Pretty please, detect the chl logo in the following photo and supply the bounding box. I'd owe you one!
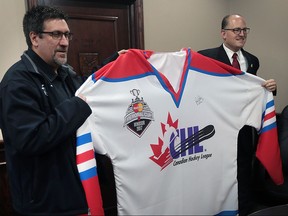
[149,113,215,170]
[124,89,154,137]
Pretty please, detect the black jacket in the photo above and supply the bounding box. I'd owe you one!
[278,105,288,175]
[0,49,92,215]
[198,44,259,75]
[198,45,277,96]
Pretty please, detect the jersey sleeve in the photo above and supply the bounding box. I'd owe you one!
[76,118,104,216]
[256,93,284,185]
[236,73,284,185]
[76,77,105,215]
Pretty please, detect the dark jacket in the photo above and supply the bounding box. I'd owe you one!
[0,49,92,215]
[198,44,277,96]
[198,44,259,75]
[278,105,288,175]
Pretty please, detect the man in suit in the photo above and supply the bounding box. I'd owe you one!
[198,14,277,216]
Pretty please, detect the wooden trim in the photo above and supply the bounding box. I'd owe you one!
[27,0,38,8]
[133,0,144,49]
[26,0,144,49]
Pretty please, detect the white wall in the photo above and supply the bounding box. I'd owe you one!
[143,0,288,112]
[0,1,26,76]
[0,0,287,113]
[143,0,228,51]
[228,0,288,113]
[0,0,26,140]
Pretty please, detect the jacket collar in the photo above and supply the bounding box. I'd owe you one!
[21,49,62,83]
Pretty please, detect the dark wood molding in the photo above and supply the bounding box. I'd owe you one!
[26,0,38,8]
[26,0,144,49]
[28,0,137,7]
[131,0,144,48]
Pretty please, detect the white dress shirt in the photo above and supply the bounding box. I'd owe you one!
[223,43,248,71]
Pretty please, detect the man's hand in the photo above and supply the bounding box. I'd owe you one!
[262,79,277,92]
[118,49,128,55]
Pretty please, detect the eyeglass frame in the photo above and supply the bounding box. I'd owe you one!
[39,31,73,41]
[223,27,250,35]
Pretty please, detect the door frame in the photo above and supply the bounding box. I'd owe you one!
[26,0,144,49]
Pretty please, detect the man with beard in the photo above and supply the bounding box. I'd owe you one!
[0,6,97,215]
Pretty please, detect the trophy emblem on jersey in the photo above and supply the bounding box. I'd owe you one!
[124,89,154,137]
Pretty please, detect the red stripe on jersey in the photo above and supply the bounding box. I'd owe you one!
[82,176,104,215]
[77,149,95,164]
[264,111,275,121]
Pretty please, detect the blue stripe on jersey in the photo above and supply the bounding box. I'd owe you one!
[261,121,277,133]
[92,73,97,83]
[266,99,274,109]
[79,167,97,181]
[77,133,92,146]
[215,210,238,216]
[101,72,154,82]
[91,66,187,107]
[259,99,276,134]
[261,99,275,121]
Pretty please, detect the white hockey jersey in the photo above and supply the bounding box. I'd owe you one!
[76,48,283,216]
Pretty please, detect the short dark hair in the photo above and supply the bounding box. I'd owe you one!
[23,5,68,48]
[221,15,230,29]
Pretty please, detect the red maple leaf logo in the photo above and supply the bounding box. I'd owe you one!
[149,113,178,170]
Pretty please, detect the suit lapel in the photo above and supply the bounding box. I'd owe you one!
[241,49,253,73]
[219,46,255,74]
[218,45,232,66]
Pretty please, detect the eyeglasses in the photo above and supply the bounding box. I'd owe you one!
[40,31,73,40]
[223,28,250,35]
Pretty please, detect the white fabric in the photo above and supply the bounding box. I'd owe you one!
[76,48,279,215]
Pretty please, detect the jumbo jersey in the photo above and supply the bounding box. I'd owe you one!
[76,48,283,216]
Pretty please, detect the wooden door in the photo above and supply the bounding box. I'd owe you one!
[27,0,144,76]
